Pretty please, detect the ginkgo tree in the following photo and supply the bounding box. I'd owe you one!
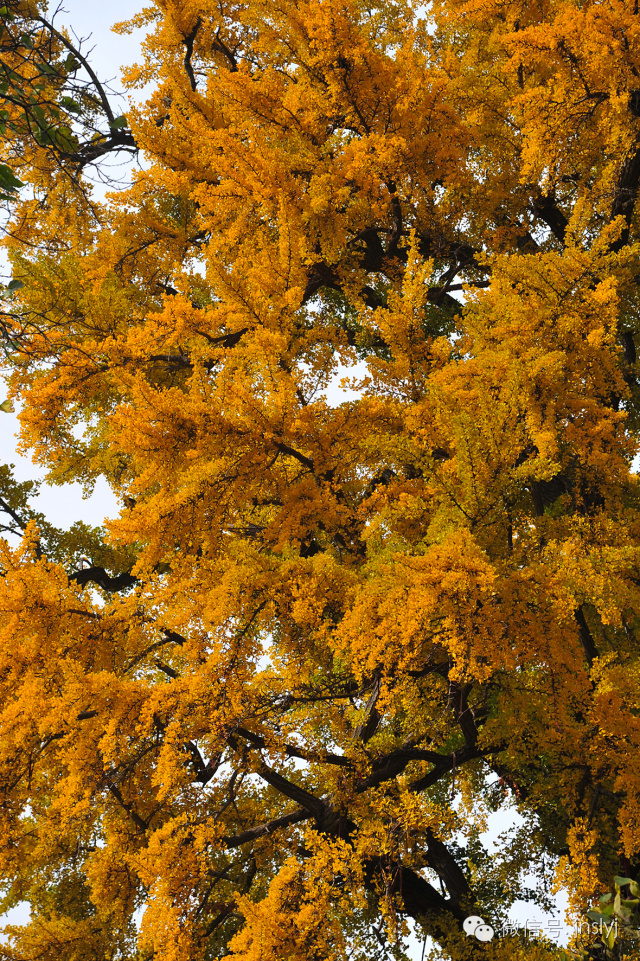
[1,0,640,958]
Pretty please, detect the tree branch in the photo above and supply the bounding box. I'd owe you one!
[275,442,315,472]
[183,18,201,92]
[575,606,599,666]
[106,783,148,832]
[234,726,352,767]
[69,565,138,592]
[0,495,26,531]
[255,761,328,819]
[611,136,640,251]
[530,191,568,243]
[223,808,311,848]
[36,14,116,122]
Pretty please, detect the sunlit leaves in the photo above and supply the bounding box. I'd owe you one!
[1,1,640,960]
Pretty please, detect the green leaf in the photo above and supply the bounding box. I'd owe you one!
[614,877,635,887]
[0,399,15,413]
[7,279,24,291]
[39,62,59,77]
[0,163,23,192]
[31,104,48,127]
[599,893,613,904]
[52,126,79,153]
[586,910,611,923]
[109,115,128,130]
[60,96,82,115]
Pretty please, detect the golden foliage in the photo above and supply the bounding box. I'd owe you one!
[2,0,640,958]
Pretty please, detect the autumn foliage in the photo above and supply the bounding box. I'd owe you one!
[2,0,640,958]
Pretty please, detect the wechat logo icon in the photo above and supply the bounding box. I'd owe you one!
[463,916,494,942]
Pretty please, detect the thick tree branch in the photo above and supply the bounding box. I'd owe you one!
[69,565,138,592]
[275,442,315,472]
[424,829,470,905]
[395,863,466,921]
[531,191,568,243]
[106,783,148,832]
[223,808,311,848]
[611,136,640,251]
[234,726,352,767]
[408,744,491,794]
[212,29,238,73]
[575,606,599,666]
[255,762,328,819]
[183,19,201,92]
[302,262,341,303]
[352,673,381,743]
[0,495,26,531]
